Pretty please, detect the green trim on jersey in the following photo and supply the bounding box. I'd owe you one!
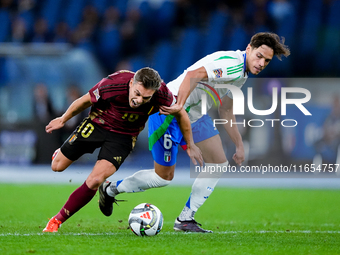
[227,63,243,75]
[230,75,241,81]
[214,56,237,61]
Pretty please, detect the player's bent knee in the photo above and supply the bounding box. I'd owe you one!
[51,158,72,172]
[51,148,73,172]
[51,161,67,172]
[86,175,105,189]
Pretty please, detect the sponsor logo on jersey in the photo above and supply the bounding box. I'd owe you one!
[164,151,171,162]
[213,68,223,78]
[93,88,100,101]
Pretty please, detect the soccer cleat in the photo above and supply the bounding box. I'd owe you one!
[99,180,125,216]
[173,217,213,233]
[43,217,62,233]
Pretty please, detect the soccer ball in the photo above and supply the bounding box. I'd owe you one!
[128,203,163,236]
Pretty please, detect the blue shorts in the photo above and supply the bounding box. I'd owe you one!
[148,113,219,166]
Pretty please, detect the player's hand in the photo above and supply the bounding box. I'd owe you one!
[159,104,182,116]
[232,147,245,166]
[187,144,203,166]
[45,117,65,133]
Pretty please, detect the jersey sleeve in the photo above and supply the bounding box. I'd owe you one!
[154,82,176,107]
[88,79,105,104]
[88,71,133,103]
[203,54,245,99]
[203,55,244,83]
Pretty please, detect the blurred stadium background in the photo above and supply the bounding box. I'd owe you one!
[0,0,340,173]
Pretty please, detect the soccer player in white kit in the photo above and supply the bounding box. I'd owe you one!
[99,32,290,232]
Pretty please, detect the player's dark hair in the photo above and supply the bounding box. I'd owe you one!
[250,32,291,60]
[134,67,162,90]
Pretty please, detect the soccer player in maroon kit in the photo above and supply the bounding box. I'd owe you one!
[42,67,203,232]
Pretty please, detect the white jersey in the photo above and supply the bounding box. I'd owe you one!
[167,50,248,123]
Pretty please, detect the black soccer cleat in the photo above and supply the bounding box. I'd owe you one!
[99,180,125,216]
[173,217,213,233]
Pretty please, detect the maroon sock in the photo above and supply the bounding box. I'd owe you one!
[55,181,97,223]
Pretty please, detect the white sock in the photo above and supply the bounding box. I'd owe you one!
[109,169,170,195]
[178,206,195,221]
[179,162,227,220]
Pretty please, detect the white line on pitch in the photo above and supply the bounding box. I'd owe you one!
[1,230,340,237]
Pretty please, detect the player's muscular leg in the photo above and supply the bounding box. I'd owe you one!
[195,134,227,163]
[154,161,175,181]
[51,149,74,172]
[86,159,117,190]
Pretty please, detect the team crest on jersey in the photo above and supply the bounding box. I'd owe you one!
[164,151,171,162]
[213,68,223,78]
[93,88,100,101]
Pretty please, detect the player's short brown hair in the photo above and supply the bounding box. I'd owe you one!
[250,32,290,60]
[134,67,162,90]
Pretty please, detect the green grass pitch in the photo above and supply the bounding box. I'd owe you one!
[1,183,340,255]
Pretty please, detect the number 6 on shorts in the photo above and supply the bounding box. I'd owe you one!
[163,134,172,149]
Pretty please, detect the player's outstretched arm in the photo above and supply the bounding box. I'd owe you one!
[218,96,245,166]
[45,93,93,133]
[173,108,203,166]
[159,66,208,115]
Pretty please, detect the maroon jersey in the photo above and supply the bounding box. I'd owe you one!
[88,70,175,136]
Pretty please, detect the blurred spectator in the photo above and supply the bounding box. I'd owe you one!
[82,5,99,25]
[59,84,88,141]
[10,16,28,43]
[97,6,121,72]
[17,0,35,36]
[68,4,100,52]
[174,0,201,28]
[0,57,7,84]
[70,21,96,52]
[252,9,271,32]
[268,0,294,26]
[0,0,15,9]
[0,9,10,42]
[323,96,340,145]
[31,17,49,43]
[314,95,340,163]
[52,22,70,43]
[0,0,340,79]
[33,83,56,124]
[32,82,59,163]
[245,0,271,29]
[128,0,169,9]
[120,7,143,57]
